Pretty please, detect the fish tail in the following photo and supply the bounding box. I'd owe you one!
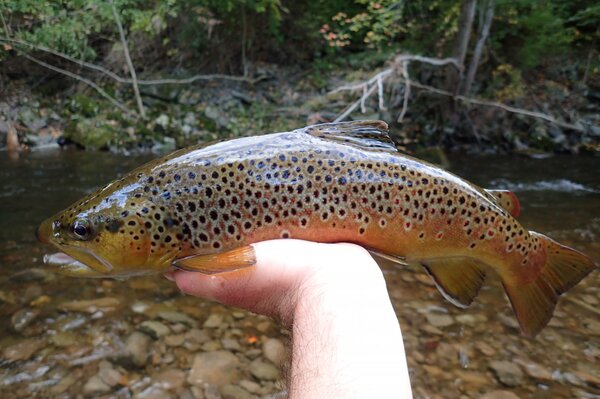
[503,231,597,337]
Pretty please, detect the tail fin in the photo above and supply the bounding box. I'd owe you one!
[503,232,597,337]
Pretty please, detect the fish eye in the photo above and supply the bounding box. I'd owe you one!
[72,219,92,240]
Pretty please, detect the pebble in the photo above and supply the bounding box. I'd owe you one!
[584,319,600,335]
[572,370,600,388]
[158,310,197,326]
[59,297,121,313]
[425,313,454,328]
[83,375,111,395]
[51,331,80,347]
[2,338,45,361]
[262,338,287,366]
[186,328,210,344]
[204,314,224,328]
[134,386,173,399]
[497,314,520,330]
[513,359,553,381]
[481,390,521,399]
[165,334,185,347]
[202,340,223,351]
[11,307,40,332]
[489,361,524,387]
[98,360,124,387]
[153,369,186,390]
[475,342,497,356]
[204,384,222,399]
[221,384,256,399]
[140,320,171,338]
[238,380,261,394]
[249,359,280,381]
[124,331,151,367]
[222,338,242,351]
[188,350,240,386]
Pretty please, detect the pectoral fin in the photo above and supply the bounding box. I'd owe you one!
[420,257,486,308]
[173,246,256,274]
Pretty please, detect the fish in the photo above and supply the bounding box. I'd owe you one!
[37,120,597,336]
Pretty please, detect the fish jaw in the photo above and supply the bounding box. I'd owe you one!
[43,252,107,277]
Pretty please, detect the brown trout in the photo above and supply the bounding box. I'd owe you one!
[38,121,597,336]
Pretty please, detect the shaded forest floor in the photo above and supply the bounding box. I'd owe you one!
[1,54,599,156]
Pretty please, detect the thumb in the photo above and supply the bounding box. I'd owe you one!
[169,239,377,324]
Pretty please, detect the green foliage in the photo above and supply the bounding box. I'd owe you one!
[492,0,575,69]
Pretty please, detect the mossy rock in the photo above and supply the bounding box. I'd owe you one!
[69,95,101,117]
[64,117,122,150]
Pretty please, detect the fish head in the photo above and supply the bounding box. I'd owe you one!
[37,180,178,277]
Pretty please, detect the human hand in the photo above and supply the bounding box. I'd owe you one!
[167,239,413,399]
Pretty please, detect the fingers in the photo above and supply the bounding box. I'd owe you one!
[170,239,378,323]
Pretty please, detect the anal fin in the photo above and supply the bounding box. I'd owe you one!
[420,257,486,308]
[173,246,256,274]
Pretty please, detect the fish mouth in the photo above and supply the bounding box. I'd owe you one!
[43,252,107,277]
[42,244,114,275]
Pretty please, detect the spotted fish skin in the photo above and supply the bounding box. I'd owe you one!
[38,121,597,336]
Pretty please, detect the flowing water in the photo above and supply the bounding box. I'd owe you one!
[0,149,598,398]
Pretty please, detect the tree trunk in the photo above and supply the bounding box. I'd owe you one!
[447,0,477,93]
[462,0,495,96]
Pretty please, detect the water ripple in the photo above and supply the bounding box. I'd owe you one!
[490,178,599,193]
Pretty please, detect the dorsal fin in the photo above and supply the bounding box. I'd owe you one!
[303,120,397,152]
[485,189,521,217]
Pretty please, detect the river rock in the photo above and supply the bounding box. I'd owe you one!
[262,338,287,366]
[2,338,45,361]
[165,334,185,347]
[188,350,240,386]
[59,297,121,313]
[425,313,454,328]
[158,310,197,327]
[481,390,521,399]
[204,384,222,399]
[98,360,124,387]
[134,386,173,399]
[513,359,553,381]
[153,369,186,390]
[83,375,111,395]
[238,380,261,394]
[249,359,279,381]
[51,331,79,347]
[221,384,256,399]
[11,307,40,332]
[489,361,524,387]
[140,320,171,338]
[204,313,224,328]
[222,338,241,351]
[124,331,151,367]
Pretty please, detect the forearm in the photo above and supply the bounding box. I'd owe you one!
[288,255,413,399]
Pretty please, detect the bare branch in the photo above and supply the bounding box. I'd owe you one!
[20,53,137,118]
[331,53,589,132]
[377,75,386,111]
[397,61,410,122]
[393,54,461,70]
[110,0,145,118]
[401,76,587,132]
[334,84,378,122]
[0,36,256,86]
